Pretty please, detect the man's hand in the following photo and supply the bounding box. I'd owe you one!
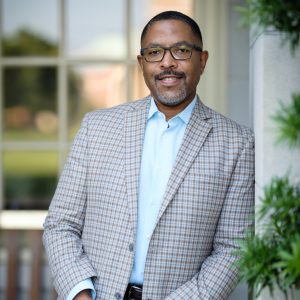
[73,289,93,300]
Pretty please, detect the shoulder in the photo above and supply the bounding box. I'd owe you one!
[200,102,254,147]
[83,97,150,127]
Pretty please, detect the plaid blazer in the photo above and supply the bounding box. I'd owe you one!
[43,96,254,300]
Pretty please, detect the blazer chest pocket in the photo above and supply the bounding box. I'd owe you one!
[177,172,231,218]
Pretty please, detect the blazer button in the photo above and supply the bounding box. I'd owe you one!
[114,292,122,299]
[129,243,134,252]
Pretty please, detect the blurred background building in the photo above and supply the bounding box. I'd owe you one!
[0,0,251,299]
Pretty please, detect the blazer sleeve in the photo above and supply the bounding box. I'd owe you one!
[165,132,255,300]
[43,114,97,300]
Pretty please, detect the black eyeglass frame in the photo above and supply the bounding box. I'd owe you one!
[140,43,203,62]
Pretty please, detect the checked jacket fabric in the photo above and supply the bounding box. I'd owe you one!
[43,96,254,300]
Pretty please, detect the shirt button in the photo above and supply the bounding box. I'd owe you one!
[129,243,134,252]
[114,292,122,299]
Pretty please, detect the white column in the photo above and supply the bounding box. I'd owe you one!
[252,31,300,186]
[251,30,300,299]
[194,0,229,115]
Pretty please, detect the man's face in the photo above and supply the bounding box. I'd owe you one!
[138,19,208,108]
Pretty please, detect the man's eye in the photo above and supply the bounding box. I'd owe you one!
[177,47,191,53]
[147,48,163,56]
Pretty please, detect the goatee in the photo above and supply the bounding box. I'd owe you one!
[154,70,187,106]
[155,89,187,106]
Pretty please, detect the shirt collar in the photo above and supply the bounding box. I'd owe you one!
[148,96,197,124]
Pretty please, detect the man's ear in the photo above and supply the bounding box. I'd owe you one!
[200,50,209,74]
[137,55,144,71]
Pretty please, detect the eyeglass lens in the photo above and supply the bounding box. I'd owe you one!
[144,45,193,62]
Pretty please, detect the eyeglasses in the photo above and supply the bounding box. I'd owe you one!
[140,43,202,62]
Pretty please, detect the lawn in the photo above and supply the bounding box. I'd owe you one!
[4,151,59,176]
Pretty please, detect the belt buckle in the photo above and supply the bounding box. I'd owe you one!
[128,285,142,299]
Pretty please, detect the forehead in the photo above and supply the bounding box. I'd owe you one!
[142,19,198,47]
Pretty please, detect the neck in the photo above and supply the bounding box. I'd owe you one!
[153,95,195,120]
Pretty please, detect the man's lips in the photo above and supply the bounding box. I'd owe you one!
[160,76,180,85]
[155,71,185,86]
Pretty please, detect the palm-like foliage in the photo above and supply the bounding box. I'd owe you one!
[236,0,300,53]
[273,94,300,147]
[236,177,300,298]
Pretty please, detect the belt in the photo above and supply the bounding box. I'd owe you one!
[124,284,143,300]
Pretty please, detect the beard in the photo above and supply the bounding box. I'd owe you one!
[152,70,187,106]
[154,87,187,106]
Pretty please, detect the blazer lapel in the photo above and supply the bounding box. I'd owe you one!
[124,97,150,235]
[156,99,213,223]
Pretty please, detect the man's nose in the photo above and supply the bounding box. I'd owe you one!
[160,49,177,69]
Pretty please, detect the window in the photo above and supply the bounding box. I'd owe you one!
[0,0,193,216]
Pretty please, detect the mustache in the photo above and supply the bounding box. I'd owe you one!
[154,70,186,80]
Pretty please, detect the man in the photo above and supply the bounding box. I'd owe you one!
[43,11,254,300]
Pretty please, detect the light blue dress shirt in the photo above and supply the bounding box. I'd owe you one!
[67,97,196,299]
[129,97,196,284]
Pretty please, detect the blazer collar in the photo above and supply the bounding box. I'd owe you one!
[124,96,151,234]
[156,97,213,225]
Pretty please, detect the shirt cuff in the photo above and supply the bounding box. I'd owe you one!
[66,278,96,300]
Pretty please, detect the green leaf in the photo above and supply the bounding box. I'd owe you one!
[273,93,300,147]
[235,0,300,53]
[236,176,300,295]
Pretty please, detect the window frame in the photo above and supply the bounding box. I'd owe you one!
[0,0,134,228]
[0,0,197,229]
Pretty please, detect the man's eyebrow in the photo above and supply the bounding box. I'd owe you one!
[145,43,163,48]
[172,41,194,47]
[144,41,193,48]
